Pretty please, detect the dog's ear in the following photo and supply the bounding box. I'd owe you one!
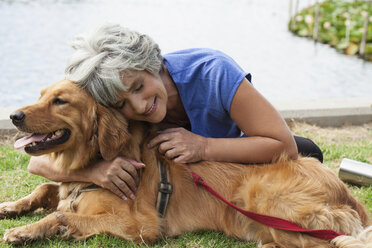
[97,105,130,161]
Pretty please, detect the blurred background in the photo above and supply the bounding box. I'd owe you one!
[1,0,371,108]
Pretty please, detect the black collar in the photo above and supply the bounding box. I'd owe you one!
[69,162,173,217]
[69,184,101,211]
[156,161,173,218]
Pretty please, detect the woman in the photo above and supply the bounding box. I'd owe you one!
[28,24,323,201]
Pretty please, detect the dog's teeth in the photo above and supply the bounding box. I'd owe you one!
[55,130,61,136]
[47,138,51,141]
[32,142,36,146]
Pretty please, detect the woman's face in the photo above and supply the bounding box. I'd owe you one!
[115,70,168,123]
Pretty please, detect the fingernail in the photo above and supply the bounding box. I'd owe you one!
[122,196,128,200]
[130,194,135,200]
[135,162,145,167]
[128,159,146,167]
[147,143,151,149]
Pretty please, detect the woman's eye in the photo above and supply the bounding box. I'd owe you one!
[134,83,143,92]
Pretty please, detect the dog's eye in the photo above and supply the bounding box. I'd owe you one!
[52,98,68,105]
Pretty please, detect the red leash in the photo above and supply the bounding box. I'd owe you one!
[187,168,345,241]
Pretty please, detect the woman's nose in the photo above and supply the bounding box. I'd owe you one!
[129,96,147,114]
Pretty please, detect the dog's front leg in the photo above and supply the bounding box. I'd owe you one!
[0,183,59,219]
[50,211,160,244]
[259,242,281,248]
[4,210,160,245]
[3,211,65,245]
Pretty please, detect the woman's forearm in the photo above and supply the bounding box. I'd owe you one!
[27,156,92,183]
[28,156,145,200]
[204,136,298,164]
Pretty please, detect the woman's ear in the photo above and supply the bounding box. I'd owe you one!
[97,105,130,161]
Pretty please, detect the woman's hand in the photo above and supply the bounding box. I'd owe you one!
[147,127,208,163]
[89,157,145,200]
[28,156,145,200]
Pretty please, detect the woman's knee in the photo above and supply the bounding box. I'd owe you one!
[294,136,323,163]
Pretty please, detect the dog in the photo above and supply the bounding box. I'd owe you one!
[1,80,371,248]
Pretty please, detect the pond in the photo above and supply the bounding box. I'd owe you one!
[1,0,371,108]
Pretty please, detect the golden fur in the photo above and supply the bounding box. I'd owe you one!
[1,80,371,248]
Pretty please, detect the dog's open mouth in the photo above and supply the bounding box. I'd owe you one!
[14,129,71,153]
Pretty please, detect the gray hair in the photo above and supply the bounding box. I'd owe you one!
[65,24,163,106]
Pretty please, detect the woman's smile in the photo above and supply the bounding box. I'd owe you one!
[144,97,158,117]
[117,70,168,123]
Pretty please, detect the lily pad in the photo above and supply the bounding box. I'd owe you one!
[345,43,359,55]
[298,29,310,37]
[289,0,372,62]
[336,41,349,50]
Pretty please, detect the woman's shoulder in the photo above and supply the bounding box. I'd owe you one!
[164,48,227,58]
[163,48,239,76]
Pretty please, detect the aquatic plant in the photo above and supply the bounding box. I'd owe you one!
[289,0,372,61]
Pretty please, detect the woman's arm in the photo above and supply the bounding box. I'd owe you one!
[27,156,145,200]
[148,78,298,164]
[204,78,298,163]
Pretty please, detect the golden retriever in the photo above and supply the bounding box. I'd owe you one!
[1,80,371,248]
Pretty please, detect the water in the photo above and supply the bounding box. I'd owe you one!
[1,0,371,108]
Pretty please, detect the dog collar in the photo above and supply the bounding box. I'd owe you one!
[69,184,101,211]
[156,161,173,218]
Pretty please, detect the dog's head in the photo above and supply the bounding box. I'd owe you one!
[10,80,130,170]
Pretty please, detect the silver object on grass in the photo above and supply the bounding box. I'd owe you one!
[339,158,372,186]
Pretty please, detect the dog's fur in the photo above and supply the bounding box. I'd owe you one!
[1,80,371,248]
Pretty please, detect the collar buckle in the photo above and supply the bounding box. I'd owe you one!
[158,182,173,194]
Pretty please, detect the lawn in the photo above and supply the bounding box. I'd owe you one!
[0,122,371,247]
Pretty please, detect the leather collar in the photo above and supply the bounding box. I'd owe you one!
[68,162,173,217]
[156,161,173,218]
[69,184,101,211]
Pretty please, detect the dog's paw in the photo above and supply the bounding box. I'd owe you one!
[3,226,34,245]
[0,202,19,219]
[260,242,281,248]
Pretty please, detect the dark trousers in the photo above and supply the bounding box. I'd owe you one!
[294,136,323,163]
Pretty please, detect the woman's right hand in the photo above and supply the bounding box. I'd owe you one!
[89,157,145,200]
[28,156,145,201]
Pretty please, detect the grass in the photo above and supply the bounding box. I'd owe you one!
[0,122,372,247]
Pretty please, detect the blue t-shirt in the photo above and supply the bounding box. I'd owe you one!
[163,48,250,138]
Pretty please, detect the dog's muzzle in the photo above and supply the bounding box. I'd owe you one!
[10,110,26,126]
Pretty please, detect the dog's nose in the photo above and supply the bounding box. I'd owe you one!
[10,110,26,126]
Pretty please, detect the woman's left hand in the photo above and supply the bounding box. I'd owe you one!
[147,127,208,163]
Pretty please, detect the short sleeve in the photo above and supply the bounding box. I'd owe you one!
[203,55,246,113]
[163,48,249,138]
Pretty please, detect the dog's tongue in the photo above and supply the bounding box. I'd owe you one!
[14,134,48,150]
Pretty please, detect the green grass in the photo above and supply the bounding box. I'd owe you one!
[0,124,372,247]
[322,140,372,214]
[0,145,253,247]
